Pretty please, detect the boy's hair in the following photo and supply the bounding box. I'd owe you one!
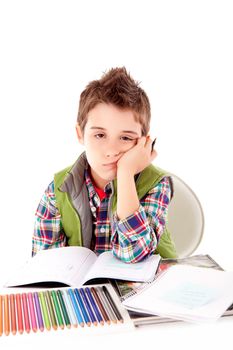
[77,67,151,136]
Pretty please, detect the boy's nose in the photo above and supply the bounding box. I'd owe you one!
[106,151,120,158]
[104,141,121,159]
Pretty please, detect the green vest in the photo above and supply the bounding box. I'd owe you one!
[54,153,177,259]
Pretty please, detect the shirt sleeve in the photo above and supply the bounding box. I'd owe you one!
[110,176,171,263]
[32,181,67,256]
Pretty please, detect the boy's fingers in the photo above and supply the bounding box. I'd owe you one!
[136,136,147,145]
[137,136,155,150]
[145,136,154,148]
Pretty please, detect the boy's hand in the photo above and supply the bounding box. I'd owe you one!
[117,136,157,176]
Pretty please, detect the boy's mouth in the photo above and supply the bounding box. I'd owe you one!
[103,162,117,168]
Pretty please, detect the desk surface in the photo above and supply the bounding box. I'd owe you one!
[0,313,232,350]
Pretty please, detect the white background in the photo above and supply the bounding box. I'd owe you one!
[0,0,233,348]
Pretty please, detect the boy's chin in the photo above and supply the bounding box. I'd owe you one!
[99,170,117,182]
[102,173,117,182]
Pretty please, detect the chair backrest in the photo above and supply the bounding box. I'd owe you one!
[167,174,204,258]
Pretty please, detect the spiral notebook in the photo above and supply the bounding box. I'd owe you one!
[112,254,233,326]
[122,264,233,323]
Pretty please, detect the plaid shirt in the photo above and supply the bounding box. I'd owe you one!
[32,168,171,263]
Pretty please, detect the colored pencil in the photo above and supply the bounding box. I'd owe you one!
[102,286,123,323]
[39,292,51,331]
[74,288,91,326]
[80,288,97,326]
[57,290,71,328]
[86,288,104,325]
[4,295,10,336]
[28,293,37,332]
[91,287,111,325]
[34,292,44,331]
[0,285,125,337]
[62,290,77,327]
[68,289,84,327]
[22,293,31,333]
[0,295,3,336]
[10,294,17,335]
[45,291,58,330]
[97,287,117,324]
[51,291,64,329]
[16,293,24,334]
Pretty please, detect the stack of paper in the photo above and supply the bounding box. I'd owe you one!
[122,265,233,323]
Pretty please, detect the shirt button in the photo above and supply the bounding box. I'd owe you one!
[100,227,105,233]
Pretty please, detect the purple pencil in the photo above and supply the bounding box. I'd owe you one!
[33,292,44,332]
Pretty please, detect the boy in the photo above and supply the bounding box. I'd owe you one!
[32,67,177,262]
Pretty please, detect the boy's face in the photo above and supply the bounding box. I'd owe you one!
[76,103,143,189]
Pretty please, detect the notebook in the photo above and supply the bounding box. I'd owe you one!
[122,264,233,323]
[112,254,233,326]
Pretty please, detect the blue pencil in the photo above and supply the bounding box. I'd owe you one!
[86,288,104,325]
[80,288,97,326]
[74,288,91,327]
[67,289,84,327]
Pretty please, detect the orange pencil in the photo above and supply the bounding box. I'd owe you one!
[16,294,24,334]
[10,294,17,335]
[0,295,3,336]
[22,293,31,333]
[4,295,10,336]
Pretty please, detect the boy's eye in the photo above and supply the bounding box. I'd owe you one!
[121,136,134,141]
[94,133,105,139]
[94,134,134,141]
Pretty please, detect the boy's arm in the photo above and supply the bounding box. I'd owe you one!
[112,136,168,263]
[116,135,156,221]
[116,167,140,220]
[32,181,66,256]
[111,176,171,263]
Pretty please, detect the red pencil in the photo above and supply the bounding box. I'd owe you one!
[16,294,24,334]
[10,294,17,335]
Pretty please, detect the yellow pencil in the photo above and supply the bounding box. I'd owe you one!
[39,292,51,331]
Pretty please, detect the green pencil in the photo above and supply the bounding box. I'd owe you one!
[51,291,64,329]
[39,292,51,330]
[57,290,71,328]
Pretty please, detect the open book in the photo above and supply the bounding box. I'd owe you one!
[122,264,233,323]
[4,246,160,288]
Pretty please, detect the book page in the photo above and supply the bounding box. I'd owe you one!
[161,282,219,309]
[115,254,222,302]
[83,251,160,284]
[5,247,97,287]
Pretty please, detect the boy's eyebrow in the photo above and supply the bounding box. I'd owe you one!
[90,127,139,135]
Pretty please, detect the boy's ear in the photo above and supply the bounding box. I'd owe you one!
[75,123,84,145]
